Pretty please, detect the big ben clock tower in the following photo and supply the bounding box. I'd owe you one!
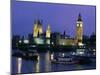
[76,13,83,45]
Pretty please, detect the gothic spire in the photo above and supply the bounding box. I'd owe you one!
[77,13,82,21]
[34,18,42,25]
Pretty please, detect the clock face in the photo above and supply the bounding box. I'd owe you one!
[80,24,82,27]
[77,24,79,27]
[77,23,82,27]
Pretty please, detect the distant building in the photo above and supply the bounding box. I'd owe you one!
[28,33,33,44]
[58,14,83,46]
[12,35,20,47]
[33,19,43,38]
[32,13,83,45]
[51,32,61,45]
[59,38,77,46]
[33,19,51,44]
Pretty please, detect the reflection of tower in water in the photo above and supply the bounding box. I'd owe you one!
[17,58,22,74]
[35,55,40,73]
[45,51,51,72]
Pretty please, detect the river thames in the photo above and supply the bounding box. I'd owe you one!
[11,50,96,74]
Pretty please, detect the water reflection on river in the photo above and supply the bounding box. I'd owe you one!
[11,51,96,74]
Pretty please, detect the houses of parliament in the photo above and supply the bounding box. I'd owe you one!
[33,14,83,46]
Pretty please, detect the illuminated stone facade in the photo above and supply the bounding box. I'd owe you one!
[33,13,83,45]
[59,38,77,46]
[58,14,83,46]
[46,25,51,44]
[33,19,43,37]
[76,14,83,44]
[33,19,51,44]
[46,25,51,38]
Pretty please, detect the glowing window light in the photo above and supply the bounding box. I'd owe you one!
[46,39,50,44]
[51,42,54,45]
[24,39,29,44]
[76,48,85,55]
[62,53,65,57]
[19,40,22,43]
[93,49,96,51]
[78,42,83,46]
[76,51,84,55]
[62,42,65,45]
[50,54,54,60]
[78,52,84,55]
[30,45,36,47]
[35,38,44,44]
[72,52,75,55]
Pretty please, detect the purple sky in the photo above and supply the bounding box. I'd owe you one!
[12,1,96,38]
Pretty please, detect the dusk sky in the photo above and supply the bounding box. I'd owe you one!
[12,0,96,38]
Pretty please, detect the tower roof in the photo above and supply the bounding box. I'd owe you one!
[34,19,42,25]
[77,13,82,21]
[47,24,50,29]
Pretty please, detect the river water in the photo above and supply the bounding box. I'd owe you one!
[11,50,96,74]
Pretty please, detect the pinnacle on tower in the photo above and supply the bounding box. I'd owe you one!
[34,19,42,25]
[47,24,50,30]
[77,13,82,21]
[37,19,42,25]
